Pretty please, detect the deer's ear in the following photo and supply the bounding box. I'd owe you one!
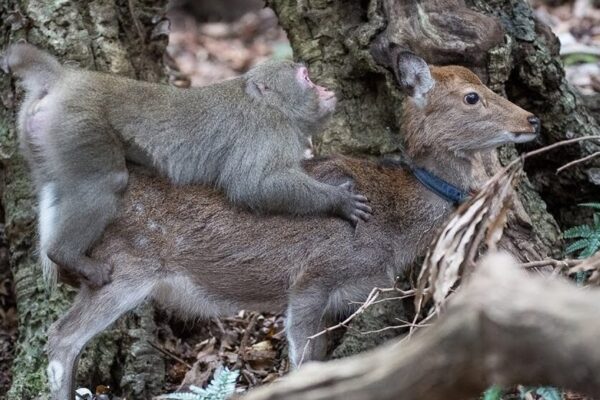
[393,51,434,104]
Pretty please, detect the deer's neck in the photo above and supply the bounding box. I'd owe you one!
[410,150,474,195]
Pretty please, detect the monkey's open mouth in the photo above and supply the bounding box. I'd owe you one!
[317,86,335,100]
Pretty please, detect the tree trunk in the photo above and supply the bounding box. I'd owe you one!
[0,1,167,398]
[266,0,587,355]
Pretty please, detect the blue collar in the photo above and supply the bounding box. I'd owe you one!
[411,167,469,206]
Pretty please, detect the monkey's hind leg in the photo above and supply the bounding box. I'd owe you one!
[45,172,127,287]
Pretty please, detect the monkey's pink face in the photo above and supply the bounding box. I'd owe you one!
[297,67,337,114]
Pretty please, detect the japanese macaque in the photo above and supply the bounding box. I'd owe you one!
[4,43,371,287]
[45,50,540,399]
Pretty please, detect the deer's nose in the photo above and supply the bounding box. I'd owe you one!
[528,115,540,133]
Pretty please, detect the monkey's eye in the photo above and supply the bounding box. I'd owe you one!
[464,92,480,105]
[299,67,313,86]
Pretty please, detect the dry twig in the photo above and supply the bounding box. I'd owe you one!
[127,0,147,45]
[557,151,600,174]
[147,341,193,369]
[297,287,408,366]
[520,258,580,269]
[236,313,259,368]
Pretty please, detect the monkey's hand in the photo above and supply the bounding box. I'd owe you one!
[336,182,372,225]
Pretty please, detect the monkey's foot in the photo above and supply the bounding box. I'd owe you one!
[78,258,113,288]
[48,253,113,288]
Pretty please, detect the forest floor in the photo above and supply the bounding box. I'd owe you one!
[0,0,599,398]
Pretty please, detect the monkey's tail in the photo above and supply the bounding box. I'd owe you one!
[38,183,59,289]
[2,43,63,91]
[40,251,58,289]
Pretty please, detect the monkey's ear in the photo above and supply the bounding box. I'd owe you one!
[393,51,434,106]
[245,80,269,99]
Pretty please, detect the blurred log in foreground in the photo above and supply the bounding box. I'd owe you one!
[243,252,600,400]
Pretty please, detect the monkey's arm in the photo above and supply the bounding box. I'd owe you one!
[250,168,372,224]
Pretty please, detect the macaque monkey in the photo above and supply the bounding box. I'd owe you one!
[3,43,371,287]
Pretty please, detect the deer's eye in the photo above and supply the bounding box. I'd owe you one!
[464,92,480,105]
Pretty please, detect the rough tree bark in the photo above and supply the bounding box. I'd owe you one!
[0,1,167,398]
[242,252,600,400]
[265,0,595,356]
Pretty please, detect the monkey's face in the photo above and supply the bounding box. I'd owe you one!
[245,60,337,129]
[296,66,337,117]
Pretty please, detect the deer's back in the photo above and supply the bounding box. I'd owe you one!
[91,158,443,313]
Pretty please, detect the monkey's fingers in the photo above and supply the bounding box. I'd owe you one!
[352,193,369,203]
[351,194,372,216]
[353,209,372,222]
[354,204,372,215]
[352,193,371,206]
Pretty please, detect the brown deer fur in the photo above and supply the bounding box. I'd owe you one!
[46,56,539,400]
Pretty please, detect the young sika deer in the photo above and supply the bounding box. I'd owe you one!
[46,53,539,399]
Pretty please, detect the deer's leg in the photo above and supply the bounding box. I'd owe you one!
[286,287,331,368]
[47,278,153,400]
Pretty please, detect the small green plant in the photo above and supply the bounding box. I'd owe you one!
[157,367,239,400]
[518,386,561,400]
[482,386,561,400]
[563,202,600,259]
[482,385,502,400]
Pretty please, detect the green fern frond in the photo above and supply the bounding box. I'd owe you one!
[580,236,600,258]
[202,367,238,400]
[563,202,600,259]
[579,202,600,210]
[563,225,593,239]
[157,368,239,400]
[565,238,591,254]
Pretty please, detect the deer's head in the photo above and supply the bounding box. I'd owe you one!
[391,52,539,161]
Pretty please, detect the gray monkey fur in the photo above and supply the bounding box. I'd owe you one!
[4,43,371,287]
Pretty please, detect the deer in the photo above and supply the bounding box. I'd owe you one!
[45,51,539,399]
